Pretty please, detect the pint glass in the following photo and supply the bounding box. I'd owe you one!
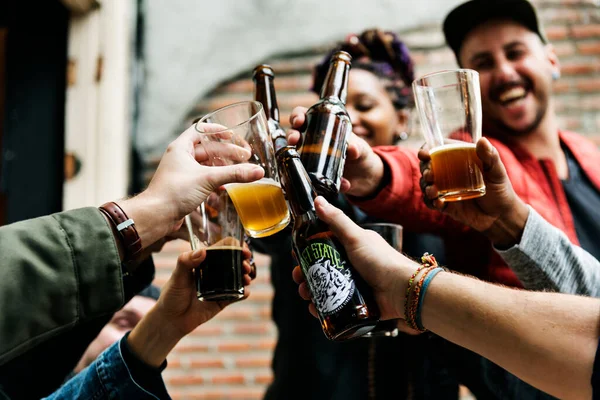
[196,101,290,238]
[413,69,485,202]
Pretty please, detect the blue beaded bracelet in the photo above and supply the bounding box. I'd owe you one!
[415,267,444,331]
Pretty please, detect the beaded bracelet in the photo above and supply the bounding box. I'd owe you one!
[415,267,445,331]
[403,253,438,330]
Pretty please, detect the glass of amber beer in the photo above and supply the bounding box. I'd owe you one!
[413,69,485,202]
[185,189,245,301]
[195,101,290,238]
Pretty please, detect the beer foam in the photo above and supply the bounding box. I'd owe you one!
[430,142,476,154]
[225,177,281,188]
[206,245,244,251]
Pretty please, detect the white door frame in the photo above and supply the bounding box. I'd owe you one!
[63,0,132,210]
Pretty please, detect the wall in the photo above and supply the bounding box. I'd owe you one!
[146,1,600,399]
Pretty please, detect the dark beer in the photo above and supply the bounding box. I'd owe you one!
[299,51,353,197]
[430,143,486,202]
[277,146,379,340]
[253,64,287,152]
[195,245,244,301]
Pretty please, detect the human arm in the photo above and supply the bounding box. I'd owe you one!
[421,137,600,296]
[294,197,599,400]
[0,124,263,367]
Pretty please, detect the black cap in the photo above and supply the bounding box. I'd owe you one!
[443,0,547,62]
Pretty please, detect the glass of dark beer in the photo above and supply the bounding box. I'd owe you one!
[360,223,403,338]
[185,189,245,302]
[413,69,486,202]
[195,101,290,238]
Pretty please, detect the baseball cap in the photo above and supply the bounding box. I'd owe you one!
[443,0,547,61]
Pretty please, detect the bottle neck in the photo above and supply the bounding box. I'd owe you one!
[320,59,351,104]
[254,74,280,123]
[277,148,317,219]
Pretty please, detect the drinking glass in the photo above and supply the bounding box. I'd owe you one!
[185,189,245,301]
[195,101,290,238]
[413,69,486,202]
[360,223,403,338]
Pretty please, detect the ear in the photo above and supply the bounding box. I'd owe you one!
[396,108,409,131]
[544,44,561,79]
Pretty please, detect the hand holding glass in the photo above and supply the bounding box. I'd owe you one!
[195,101,290,238]
[413,69,485,202]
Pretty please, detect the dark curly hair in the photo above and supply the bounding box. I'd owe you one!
[312,29,415,110]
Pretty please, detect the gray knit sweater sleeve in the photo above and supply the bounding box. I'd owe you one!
[496,207,600,296]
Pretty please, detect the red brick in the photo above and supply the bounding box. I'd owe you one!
[553,42,576,57]
[169,392,184,400]
[539,8,582,24]
[211,373,246,385]
[232,322,270,335]
[576,78,600,92]
[269,57,321,74]
[227,389,264,400]
[581,96,600,110]
[561,62,599,75]
[248,288,274,302]
[577,42,600,55]
[217,306,255,320]
[255,338,276,351]
[217,342,252,352]
[152,275,169,287]
[162,239,191,253]
[188,392,226,400]
[255,373,274,385]
[235,355,272,368]
[545,26,569,41]
[153,255,178,271]
[166,358,182,368]
[552,80,571,93]
[191,325,225,336]
[190,358,226,369]
[257,305,272,319]
[174,343,210,353]
[169,375,205,386]
[571,25,600,39]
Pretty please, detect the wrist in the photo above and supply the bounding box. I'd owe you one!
[484,200,530,249]
[118,192,174,250]
[127,307,183,368]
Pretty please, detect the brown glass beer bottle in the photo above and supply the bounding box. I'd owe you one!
[299,51,352,197]
[253,64,288,152]
[276,146,379,340]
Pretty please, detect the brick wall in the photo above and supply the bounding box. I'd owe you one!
[148,2,599,398]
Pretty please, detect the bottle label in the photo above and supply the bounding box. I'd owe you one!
[299,239,355,316]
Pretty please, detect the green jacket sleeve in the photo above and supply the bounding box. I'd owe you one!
[0,207,125,365]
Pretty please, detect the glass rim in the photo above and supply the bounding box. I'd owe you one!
[360,222,403,230]
[195,101,264,134]
[412,68,478,88]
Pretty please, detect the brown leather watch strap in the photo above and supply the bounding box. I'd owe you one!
[99,201,143,272]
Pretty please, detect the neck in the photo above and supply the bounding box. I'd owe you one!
[504,107,568,178]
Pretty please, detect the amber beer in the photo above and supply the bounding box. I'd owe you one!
[196,245,244,301]
[277,146,379,340]
[299,51,352,197]
[253,64,287,152]
[224,178,289,238]
[430,143,486,202]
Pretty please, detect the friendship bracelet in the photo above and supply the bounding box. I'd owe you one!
[403,253,439,330]
[406,266,436,330]
[415,267,445,331]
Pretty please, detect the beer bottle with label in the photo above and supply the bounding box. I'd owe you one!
[276,146,379,340]
[253,64,288,152]
[299,51,353,198]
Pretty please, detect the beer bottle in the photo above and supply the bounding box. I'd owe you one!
[299,51,353,198]
[253,64,288,152]
[276,146,379,340]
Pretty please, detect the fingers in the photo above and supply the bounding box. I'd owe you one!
[476,138,508,185]
[178,249,206,270]
[289,107,307,129]
[292,265,305,284]
[314,196,364,247]
[205,164,264,191]
[298,282,311,301]
[287,130,302,147]
[345,133,367,161]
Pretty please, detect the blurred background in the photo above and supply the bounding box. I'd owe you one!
[0,0,598,398]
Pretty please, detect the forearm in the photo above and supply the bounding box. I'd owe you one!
[420,272,599,399]
[497,208,600,296]
[127,307,183,368]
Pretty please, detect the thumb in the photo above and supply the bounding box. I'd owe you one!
[205,164,265,190]
[169,249,205,287]
[314,196,364,248]
[476,138,508,185]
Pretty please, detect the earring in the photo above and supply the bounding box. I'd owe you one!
[393,131,408,144]
[552,71,561,81]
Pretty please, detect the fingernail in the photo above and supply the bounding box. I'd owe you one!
[290,115,297,126]
[192,249,203,259]
[314,196,331,209]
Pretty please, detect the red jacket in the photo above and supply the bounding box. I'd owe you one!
[352,131,600,287]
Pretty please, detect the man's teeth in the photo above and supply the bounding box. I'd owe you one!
[498,87,527,103]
